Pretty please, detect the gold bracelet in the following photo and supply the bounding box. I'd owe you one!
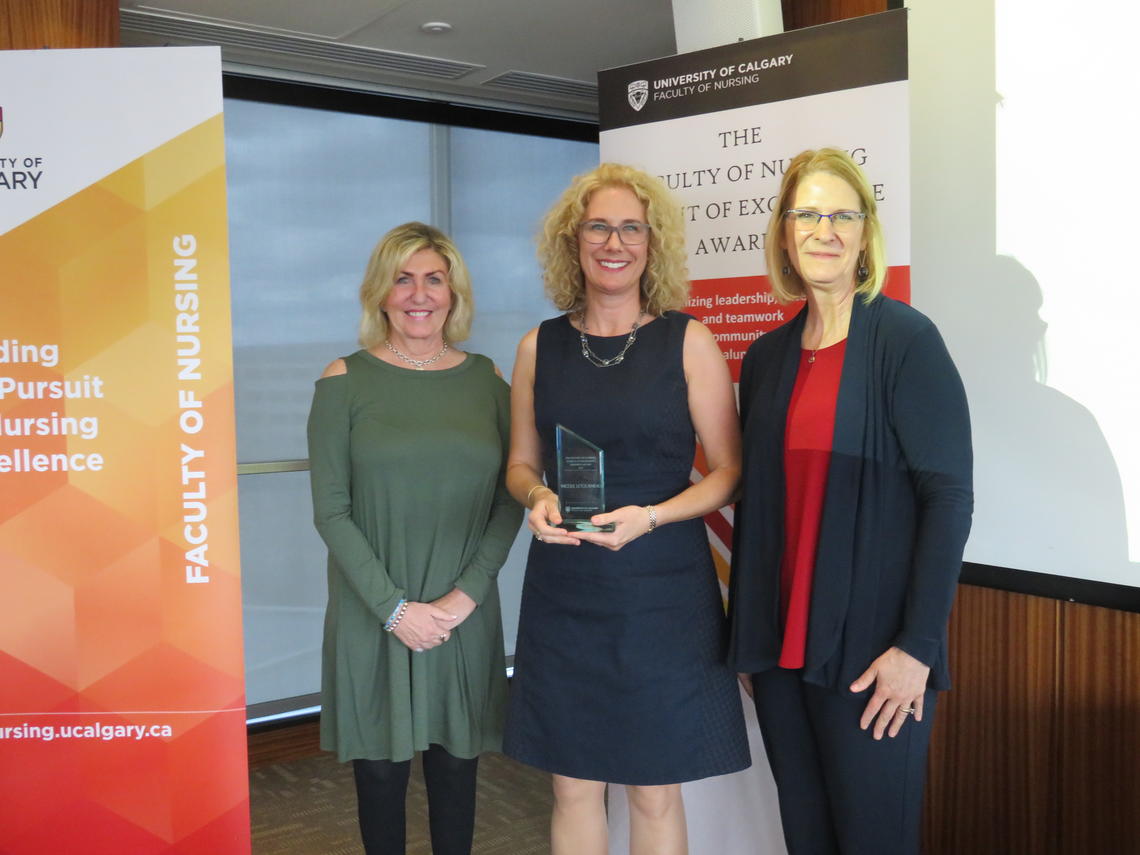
[645,505,657,532]
[526,484,548,508]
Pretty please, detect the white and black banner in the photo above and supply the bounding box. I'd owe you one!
[601,10,910,380]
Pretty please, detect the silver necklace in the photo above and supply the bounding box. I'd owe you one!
[578,311,646,368]
[384,339,449,370]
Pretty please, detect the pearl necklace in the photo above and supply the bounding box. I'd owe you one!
[578,311,646,368]
[384,339,449,370]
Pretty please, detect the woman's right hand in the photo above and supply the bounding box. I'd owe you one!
[506,329,579,548]
[528,489,580,546]
[392,601,459,652]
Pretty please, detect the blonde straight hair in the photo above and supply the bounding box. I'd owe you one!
[764,148,888,304]
[358,222,475,348]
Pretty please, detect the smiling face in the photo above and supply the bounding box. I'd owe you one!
[382,248,452,344]
[783,171,866,298]
[578,185,649,300]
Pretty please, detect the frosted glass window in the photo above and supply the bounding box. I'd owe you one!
[450,127,598,376]
[238,470,327,706]
[225,99,432,462]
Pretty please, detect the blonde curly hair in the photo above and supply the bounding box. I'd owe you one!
[537,163,690,315]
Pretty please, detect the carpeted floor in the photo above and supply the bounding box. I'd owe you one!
[249,750,553,854]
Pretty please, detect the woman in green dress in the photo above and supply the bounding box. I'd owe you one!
[307,222,522,855]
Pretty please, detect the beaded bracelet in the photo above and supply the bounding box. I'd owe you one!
[645,505,657,533]
[383,598,408,632]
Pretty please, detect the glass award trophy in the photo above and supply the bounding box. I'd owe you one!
[555,424,614,532]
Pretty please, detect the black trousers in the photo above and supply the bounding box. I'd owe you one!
[752,668,936,855]
[352,744,479,855]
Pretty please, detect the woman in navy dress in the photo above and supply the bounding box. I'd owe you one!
[503,163,750,855]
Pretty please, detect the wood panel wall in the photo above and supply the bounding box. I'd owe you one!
[782,0,892,32]
[925,585,1060,852]
[0,0,118,50]
[1056,600,1140,850]
[926,586,1140,852]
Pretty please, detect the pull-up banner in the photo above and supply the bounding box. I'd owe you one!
[598,11,909,854]
[600,9,910,382]
[0,47,250,854]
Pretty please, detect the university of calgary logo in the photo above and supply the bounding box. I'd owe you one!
[627,80,648,112]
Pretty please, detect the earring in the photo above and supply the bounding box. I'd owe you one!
[856,251,869,282]
[781,252,791,277]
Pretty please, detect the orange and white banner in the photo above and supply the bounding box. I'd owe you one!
[0,47,249,854]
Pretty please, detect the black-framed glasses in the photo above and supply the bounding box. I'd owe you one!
[784,209,866,232]
[579,220,652,245]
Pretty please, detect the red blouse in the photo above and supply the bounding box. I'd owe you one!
[778,339,847,669]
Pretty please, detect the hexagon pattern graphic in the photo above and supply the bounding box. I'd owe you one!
[1,101,250,855]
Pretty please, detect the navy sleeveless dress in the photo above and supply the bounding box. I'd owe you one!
[503,312,750,785]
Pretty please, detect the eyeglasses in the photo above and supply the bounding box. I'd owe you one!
[579,220,652,245]
[784,209,866,232]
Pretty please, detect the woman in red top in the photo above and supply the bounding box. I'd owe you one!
[729,149,973,855]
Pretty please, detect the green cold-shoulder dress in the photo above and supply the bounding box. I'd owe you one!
[306,349,522,762]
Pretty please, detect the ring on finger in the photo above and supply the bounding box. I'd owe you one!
[535,532,544,542]
[899,706,916,716]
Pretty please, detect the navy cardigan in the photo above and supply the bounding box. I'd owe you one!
[727,294,973,692]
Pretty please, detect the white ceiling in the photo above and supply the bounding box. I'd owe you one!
[118,0,679,120]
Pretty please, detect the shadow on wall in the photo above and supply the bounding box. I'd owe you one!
[953,253,1135,584]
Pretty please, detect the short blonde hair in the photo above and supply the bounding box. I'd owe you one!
[537,163,690,315]
[358,222,474,347]
[764,148,887,304]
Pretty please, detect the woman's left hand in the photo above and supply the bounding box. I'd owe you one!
[573,505,654,551]
[849,646,931,740]
[430,588,477,632]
